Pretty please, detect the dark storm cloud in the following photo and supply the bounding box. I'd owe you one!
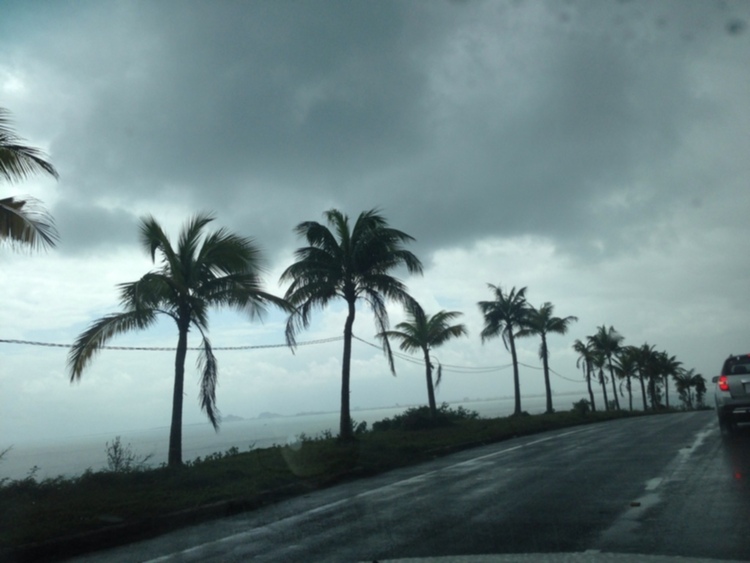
[53,201,138,254]
[50,1,434,196]
[5,0,748,259]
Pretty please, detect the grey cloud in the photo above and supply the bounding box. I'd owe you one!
[6,0,748,264]
[53,201,139,255]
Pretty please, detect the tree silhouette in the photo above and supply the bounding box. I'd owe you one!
[478,285,531,416]
[517,302,577,413]
[281,208,423,440]
[573,338,597,412]
[378,300,467,419]
[588,325,624,410]
[69,214,290,466]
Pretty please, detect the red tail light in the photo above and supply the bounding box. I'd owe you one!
[718,375,730,391]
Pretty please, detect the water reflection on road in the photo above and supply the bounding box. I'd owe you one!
[721,424,750,491]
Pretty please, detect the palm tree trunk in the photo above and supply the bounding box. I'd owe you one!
[599,368,609,411]
[607,357,620,410]
[626,375,633,411]
[509,333,522,416]
[648,376,657,409]
[585,366,596,412]
[541,335,553,414]
[664,376,670,409]
[638,372,647,410]
[423,348,437,419]
[340,299,356,440]
[168,324,189,467]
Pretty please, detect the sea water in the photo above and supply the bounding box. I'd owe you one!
[0,393,598,481]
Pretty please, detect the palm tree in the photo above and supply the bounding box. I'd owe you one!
[638,344,664,409]
[1,108,59,250]
[674,368,696,409]
[281,208,423,440]
[588,325,624,410]
[592,347,610,410]
[573,339,597,412]
[69,214,290,466]
[657,351,682,409]
[632,343,656,410]
[693,372,707,408]
[377,301,467,419]
[614,346,639,411]
[517,302,577,413]
[478,285,531,416]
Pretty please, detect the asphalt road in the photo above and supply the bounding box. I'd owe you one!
[72,411,750,562]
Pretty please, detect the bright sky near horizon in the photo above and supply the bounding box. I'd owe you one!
[1,0,749,445]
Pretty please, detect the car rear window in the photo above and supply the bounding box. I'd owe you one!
[723,355,750,375]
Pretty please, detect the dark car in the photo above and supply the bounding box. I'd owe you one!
[713,354,750,431]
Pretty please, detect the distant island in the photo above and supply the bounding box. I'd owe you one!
[223,414,245,423]
[257,411,285,419]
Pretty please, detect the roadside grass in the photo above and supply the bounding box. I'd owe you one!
[0,406,677,560]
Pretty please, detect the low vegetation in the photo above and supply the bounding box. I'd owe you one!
[0,406,665,561]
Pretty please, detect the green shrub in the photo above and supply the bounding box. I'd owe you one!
[372,403,479,431]
[571,399,591,416]
[105,436,153,473]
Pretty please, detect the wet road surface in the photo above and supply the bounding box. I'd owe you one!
[72,411,750,562]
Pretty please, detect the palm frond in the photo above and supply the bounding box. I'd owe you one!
[68,309,157,380]
[139,215,178,268]
[0,196,59,250]
[196,335,220,430]
[0,108,58,182]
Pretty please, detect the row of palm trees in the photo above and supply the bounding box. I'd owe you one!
[573,333,706,413]
[2,108,704,469]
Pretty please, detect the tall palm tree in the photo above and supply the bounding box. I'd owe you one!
[674,368,696,409]
[573,339,596,412]
[281,208,423,440]
[1,108,59,250]
[632,343,656,410]
[517,302,577,413]
[588,325,624,410]
[478,285,531,416]
[69,214,290,466]
[692,372,707,408]
[377,301,467,419]
[592,348,610,411]
[657,351,682,409]
[614,346,639,411]
[638,344,664,409]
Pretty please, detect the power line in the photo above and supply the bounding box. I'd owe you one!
[1,334,586,382]
[0,336,342,351]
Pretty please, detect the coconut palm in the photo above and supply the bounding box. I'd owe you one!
[588,325,624,410]
[592,347,610,410]
[69,214,290,466]
[478,285,531,416]
[517,302,577,413]
[1,108,59,250]
[625,344,650,411]
[674,368,697,409]
[693,372,707,408]
[281,208,423,440]
[637,343,663,409]
[573,339,597,412]
[614,346,639,411]
[656,351,682,409]
[377,301,467,419]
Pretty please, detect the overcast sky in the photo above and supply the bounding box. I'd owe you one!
[1,0,749,445]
